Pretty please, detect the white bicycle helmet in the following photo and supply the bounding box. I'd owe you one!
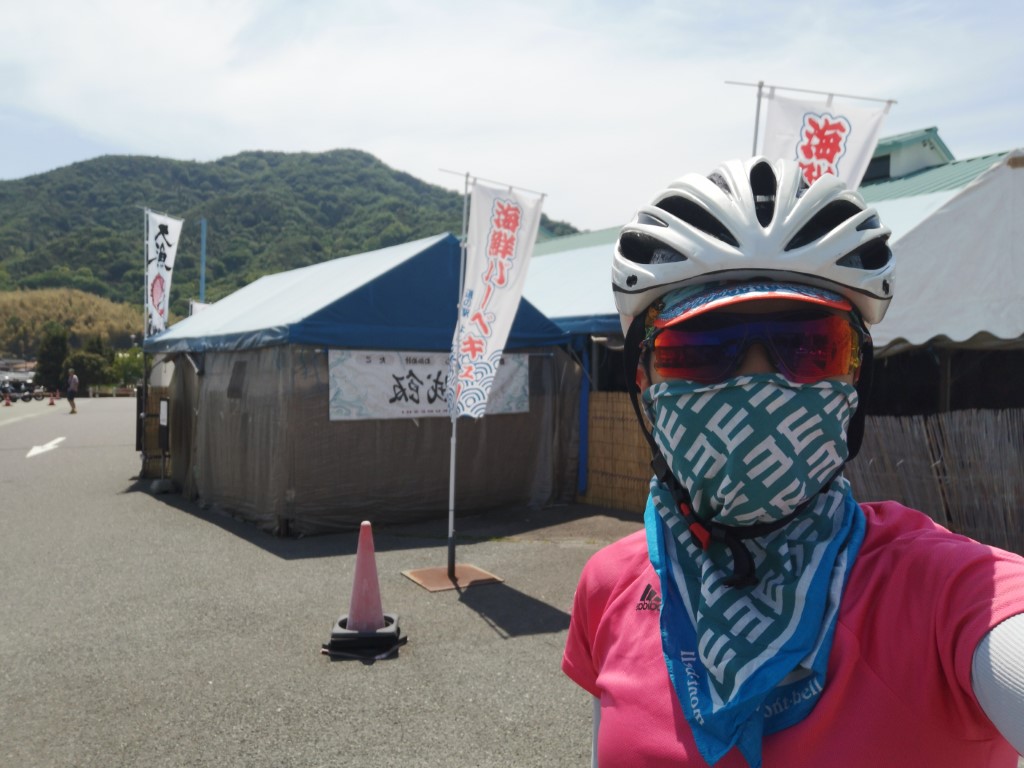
[612,156,894,335]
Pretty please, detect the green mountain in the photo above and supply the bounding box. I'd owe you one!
[0,150,579,320]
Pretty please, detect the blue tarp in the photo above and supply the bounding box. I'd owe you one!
[144,233,568,354]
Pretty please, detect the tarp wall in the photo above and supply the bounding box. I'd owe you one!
[189,345,581,534]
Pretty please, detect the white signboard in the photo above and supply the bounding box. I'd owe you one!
[329,350,529,421]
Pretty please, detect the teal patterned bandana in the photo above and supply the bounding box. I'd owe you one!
[642,374,866,767]
[642,373,857,526]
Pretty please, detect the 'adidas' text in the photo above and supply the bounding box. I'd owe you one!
[636,584,662,611]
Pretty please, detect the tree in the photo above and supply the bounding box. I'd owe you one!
[35,322,69,391]
[112,348,144,386]
[84,334,115,366]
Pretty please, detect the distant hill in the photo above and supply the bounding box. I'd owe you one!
[0,150,579,333]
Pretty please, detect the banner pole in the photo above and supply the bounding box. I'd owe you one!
[143,209,149,340]
[141,208,150,476]
[200,218,207,303]
[724,80,897,106]
[447,171,471,581]
[752,80,764,156]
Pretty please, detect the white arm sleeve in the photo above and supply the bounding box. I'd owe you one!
[592,696,600,768]
[972,612,1024,755]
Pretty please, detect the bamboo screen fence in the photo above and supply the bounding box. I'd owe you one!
[579,393,1024,555]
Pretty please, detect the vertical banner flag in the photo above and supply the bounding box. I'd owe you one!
[145,210,185,337]
[761,92,891,188]
[447,182,543,419]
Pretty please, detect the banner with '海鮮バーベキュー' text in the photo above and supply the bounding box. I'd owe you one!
[447,182,542,419]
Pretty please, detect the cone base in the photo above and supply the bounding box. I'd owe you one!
[401,564,503,592]
[321,612,404,660]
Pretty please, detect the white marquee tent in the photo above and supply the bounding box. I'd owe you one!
[524,149,1024,356]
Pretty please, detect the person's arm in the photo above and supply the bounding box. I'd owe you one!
[591,696,600,768]
[972,612,1024,754]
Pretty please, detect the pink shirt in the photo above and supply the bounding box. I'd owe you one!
[562,501,1024,767]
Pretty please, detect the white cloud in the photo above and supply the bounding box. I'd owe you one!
[0,0,1021,229]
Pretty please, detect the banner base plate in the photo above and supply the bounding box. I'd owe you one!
[401,564,503,592]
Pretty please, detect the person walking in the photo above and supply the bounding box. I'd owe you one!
[67,367,79,414]
[562,157,1024,766]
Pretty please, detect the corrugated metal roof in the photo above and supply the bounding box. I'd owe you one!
[533,226,617,255]
[859,152,1009,202]
[872,127,954,161]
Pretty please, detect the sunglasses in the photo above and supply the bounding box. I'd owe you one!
[645,308,864,384]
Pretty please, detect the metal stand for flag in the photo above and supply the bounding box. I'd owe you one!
[403,171,544,593]
[724,80,896,158]
[403,170,501,592]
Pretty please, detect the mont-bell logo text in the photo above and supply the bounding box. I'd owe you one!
[636,584,661,611]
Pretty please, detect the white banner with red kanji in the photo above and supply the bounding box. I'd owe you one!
[447,182,543,419]
[145,210,184,337]
[761,92,890,188]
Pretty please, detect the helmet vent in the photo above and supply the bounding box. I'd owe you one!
[785,200,863,250]
[795,174,810,199]
[837,240,892,271]
[637,212,668,227]
[619,231,687,265]
[708,172,732,196]
[654,195,739,246]
[856,214,882,231]
[749,161,777,227]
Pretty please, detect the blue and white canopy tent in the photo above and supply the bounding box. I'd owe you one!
[144,233,578,535]
[146,233,565,354]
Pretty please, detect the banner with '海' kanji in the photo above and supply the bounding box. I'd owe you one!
[761,92,890,188]
[447,182,542,419]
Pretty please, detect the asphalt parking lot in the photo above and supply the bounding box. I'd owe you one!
[0,397,642,767]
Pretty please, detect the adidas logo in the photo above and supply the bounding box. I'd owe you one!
[636,584,662,611]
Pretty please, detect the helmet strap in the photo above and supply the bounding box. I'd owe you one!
[847,339,873,461]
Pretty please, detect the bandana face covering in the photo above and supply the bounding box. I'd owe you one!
[642,373,856,526]
[642,374,866,767]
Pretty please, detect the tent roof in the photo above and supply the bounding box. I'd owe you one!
[522,149,1024,352]
[526,235,621,336]
[870,150,1024,351]
[144,233,567,354]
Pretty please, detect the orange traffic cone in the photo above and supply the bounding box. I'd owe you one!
[2,390,10,407]
[348,521,385,632]
[321,521,405,660]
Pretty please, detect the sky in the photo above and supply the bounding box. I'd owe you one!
[0,0,1021,232]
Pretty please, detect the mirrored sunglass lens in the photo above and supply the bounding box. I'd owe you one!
[650,312,859,383]
[651,327,745,381]
[766,315,857,382]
